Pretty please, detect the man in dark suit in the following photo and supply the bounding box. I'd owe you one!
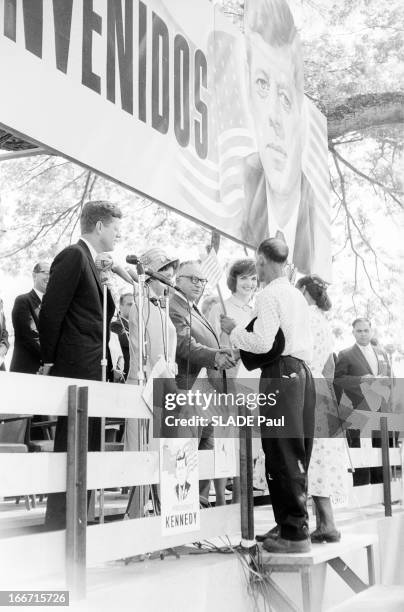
[39,200,122,529]
[10,262,50,374]
[169,261,236,502]
[335,317,392,486]
[0,298,9,371]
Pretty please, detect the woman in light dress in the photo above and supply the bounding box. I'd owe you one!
[207,259,258,504]
[124,248,179,455]
[296,275,350,542]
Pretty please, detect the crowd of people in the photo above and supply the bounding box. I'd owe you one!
[0,200,394,553]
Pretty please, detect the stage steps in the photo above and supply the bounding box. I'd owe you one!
[329,585,404,611]
[260,532,377,612]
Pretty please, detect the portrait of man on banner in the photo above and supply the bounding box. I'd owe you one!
[240,0,330,278]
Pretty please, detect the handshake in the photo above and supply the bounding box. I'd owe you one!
[215,348,240,369]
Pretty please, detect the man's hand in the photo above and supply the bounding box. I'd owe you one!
[215,348,237,369]
[220,315,237,335]
[39,364,53,376]
[0,344,7,358]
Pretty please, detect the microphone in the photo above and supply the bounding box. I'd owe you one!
[125,255,186,296]
[95,253,136,285]
[126,255,141,265]
[95,253,113,285]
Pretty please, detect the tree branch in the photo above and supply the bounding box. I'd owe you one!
[331,152,391,313]
[326,92,404,140]
[330,145,403,209]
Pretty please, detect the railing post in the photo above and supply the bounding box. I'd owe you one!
[66,386,78,593]
[240,404,254,549]
[66,385,88,600]
[380,416,392,517]
[76,387,88,597]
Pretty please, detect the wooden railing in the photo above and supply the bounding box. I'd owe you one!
[0,372,241,597]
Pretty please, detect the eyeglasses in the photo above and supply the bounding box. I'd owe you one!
[36,270,50,275]
[177,275,208,287]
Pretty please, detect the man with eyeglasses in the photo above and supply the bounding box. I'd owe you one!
[10,262,50,374]
[170,260,237,504]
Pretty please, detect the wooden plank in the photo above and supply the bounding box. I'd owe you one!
[349,410,404,435]
[86,505,241,564]
[347,480,402,508]
[349,448,401,468]
[328,557,368,593]
[0,450,240,496]
[0,506,240,582]
[261,533,377,567]
[1,372,149,418]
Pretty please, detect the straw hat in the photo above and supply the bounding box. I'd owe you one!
[140,248,179,275]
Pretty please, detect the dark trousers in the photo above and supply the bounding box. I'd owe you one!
[260,356,315,541]
[45,415,101,530]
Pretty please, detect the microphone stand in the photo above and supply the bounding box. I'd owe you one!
[164,289,170,366]
[97,274,110,524]
[125,260,149,523]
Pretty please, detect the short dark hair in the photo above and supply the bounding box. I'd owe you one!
[245,0,304,107]
[32,263,42,274]
[296,275,331,312]
[352,317,371,328]
[119,293,133,306]
[80,201,122,234]
[227,259,256,293]
[257,238,289,264]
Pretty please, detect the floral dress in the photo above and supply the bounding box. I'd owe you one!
[307,306,350,499]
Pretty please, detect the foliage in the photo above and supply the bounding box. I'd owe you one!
[0,0,403,348]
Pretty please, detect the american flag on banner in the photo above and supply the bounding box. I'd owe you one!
[177,20,255,235]
[302,99,331,243]
[200,248,223,287]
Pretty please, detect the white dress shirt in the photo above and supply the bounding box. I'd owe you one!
[357,343,379,375]
[33,289,44,302]
[230,276,313,363]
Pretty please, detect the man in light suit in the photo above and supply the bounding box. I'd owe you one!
[169,261,236,502]
[241,0,326,274]
[334,317,392,486]
[10,262,50,374]
[39,201,122,529]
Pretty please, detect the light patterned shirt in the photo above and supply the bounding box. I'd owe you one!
[230,276,313,363]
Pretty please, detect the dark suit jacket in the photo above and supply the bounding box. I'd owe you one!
[169,294,221,390]
[0,309,9,371]
[10,289,41,374]
[39,239,115,381]
[334,343,392,411]
[240,153,328,276]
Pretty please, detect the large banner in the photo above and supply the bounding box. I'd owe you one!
[0,0,331,278]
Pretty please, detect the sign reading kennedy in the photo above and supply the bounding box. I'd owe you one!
[160,438,200,536]
[0,0,330,278]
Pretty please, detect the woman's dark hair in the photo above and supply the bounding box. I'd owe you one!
[227,259,257,293]
[296,274,331,311]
